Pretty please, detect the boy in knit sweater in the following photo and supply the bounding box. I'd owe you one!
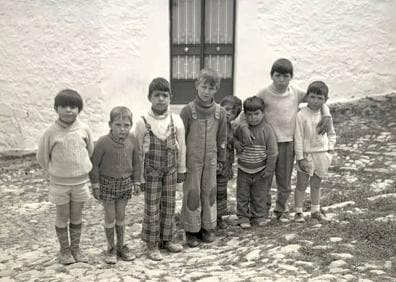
[180,68,227,247]
[37,89,94,265]
[90,106,141,264]
[234,96,278,228]
[294,81,336,222]
[240,58,331,220]
[135,78,186,261]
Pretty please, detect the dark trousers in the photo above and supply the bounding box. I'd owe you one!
[274,142,295,212]
[236,169,272,224]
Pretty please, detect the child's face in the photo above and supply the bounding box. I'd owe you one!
[150,90,171,115]
[245,109,264,126]
[307,92,327,111]
[56,105,79,124]
[222,103,234,122]
[196,80,218,103]
[109,116,132,141]
[271,72,292,92]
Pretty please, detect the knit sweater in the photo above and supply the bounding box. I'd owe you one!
[294,106,337,160]
[240,84,330,142]
[134,109,187,182]
[89,133,141,184]
[179,97,227,163]
[234,119,278,174]
[37,119,94,185]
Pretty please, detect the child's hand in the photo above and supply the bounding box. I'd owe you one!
[133,184,141,196]
[221,166,233,179]
[177,173,186,183]
[298,159,312,174]
[317,116,331,135]
[216,161,224,174]
[91,183,101,200]
[242,127,255,145]
[234,140,243,154]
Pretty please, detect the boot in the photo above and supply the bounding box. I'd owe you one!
[160,241,183,253]
[105,227,117,264]
[146,243,163,261]
[201,229,216,243]
[55,226,75,265]
[69,223,88,263]
[115,224,135,261]
[185,232,200,248]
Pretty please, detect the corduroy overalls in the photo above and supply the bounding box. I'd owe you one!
[181,102,221,232]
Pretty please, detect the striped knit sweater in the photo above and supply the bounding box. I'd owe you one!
[234,119,278,174]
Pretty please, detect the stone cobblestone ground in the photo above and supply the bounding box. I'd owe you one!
[0,94,395,282]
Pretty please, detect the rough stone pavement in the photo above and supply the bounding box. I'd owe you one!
[0,94,395,281]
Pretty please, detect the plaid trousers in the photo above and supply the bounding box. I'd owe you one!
[141,117,177,244]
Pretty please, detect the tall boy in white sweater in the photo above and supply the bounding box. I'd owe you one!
[294,81,336,222]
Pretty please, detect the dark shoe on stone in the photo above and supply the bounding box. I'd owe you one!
[201,229,216,243]
[117,244,135,261]
[185,232,200,248]
[161,241,183,253]
[59,248,75,265]
[105,247,117,264]
[147,245,163,261]
[71,247,88,263]
[217,218,227,229]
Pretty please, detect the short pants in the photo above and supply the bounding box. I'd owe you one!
[49,182,90,205]
[296,152,333,178]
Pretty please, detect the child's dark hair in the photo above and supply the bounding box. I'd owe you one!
[307,81,329,100]
[243,96,265,113]
[270,58,294,78]
[196,68,221,88]
[148,77,172,99]
[220,95,243,118]
[232,96,242,117]
[54,89,83,112]
[109,106,133,124]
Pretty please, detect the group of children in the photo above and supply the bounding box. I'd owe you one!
[37,58,336,265]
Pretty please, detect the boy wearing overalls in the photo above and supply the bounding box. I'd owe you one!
[135,78,186,261]
[180,69,227,248]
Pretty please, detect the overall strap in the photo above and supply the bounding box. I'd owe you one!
[214,104,221,120]
[142,116,151,130]
[189,102,197,120]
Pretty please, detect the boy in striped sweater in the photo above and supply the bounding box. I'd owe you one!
[234,96,278,228]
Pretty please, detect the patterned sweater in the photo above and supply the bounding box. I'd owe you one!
[294,106,337,160]
[36,119,94,185]
[234,119,278,174]
[89,133,141,184]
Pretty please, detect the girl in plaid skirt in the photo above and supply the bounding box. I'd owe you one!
[90,106,141,264]
[135,78,187,261]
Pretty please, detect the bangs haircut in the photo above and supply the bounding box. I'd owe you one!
[270,58,294,78]
[109,106,133,124]
[243,96,265,113]
[54,89,83,112]
[148,77,172,99]
[197,68,221,88]
[307,81,329,100]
